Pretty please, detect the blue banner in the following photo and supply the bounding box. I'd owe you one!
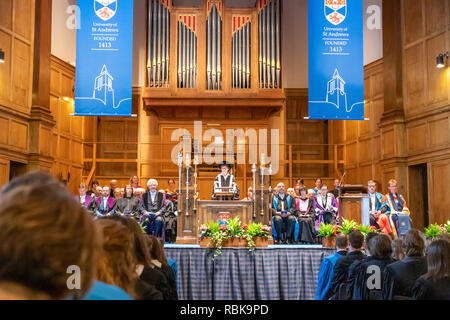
[74,0,134,116]
[308,0,364,120]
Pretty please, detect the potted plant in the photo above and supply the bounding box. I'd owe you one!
[424,223,445,241]
[318,223,341,248]
[223,216,246,247]
[357,224,379,238]
[340,218,358,235]
[244,223,271,251]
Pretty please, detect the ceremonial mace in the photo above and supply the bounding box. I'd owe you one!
[252,163,257,219]
[185,153,191,216]
[177,152,183,216]
[260,154,265,217]
[193,156,199,214]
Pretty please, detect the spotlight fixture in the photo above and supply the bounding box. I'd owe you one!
[436,51,449,68]
[0,49,5,63]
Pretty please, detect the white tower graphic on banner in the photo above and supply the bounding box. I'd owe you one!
[93,65,115,107]
[326,68,347,110]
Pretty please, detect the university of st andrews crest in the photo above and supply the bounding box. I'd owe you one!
[94,0,117,21]
[324,0,347,26]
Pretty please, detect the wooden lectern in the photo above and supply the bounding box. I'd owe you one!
[338,185,370,225]
[197,200,254,226]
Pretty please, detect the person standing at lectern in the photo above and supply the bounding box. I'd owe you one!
[141,179,167,238]
[212,162,240,200]
[367,180,393,238]
[271,183,296,244]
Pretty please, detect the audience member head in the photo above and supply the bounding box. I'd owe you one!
[403,229,425,257]
[296,178,304,187]
[307,189,316,200]
[95,186,103,197]
[79,182,88,196]
[298,187,308,198]
[101,186,110,198]
[364,232,379,255]
[95,218,136,298]
[348,231,364,251]
[294,185,300,197]
[91,180,99,191]
[147,235,168,267]
[246,187,253,199]
[333,179,340,188]
[147,179,158,192]
[114,187,122,200]
[320,184,328,197]
[335,233,348,251]
[0,172,99,299]
[124,185,134,198]
[388,179,398,194]
[134,187,145,199]
[315,178,322,189]
[106,215,152,267]
[110,179,118,190]
[423,240,450,282]
[367,180,377,194]
[392,239,405,261]
[287,187,295,198]
[276,182,285,195]
[167,179,176,191]
[370,234,393,259]
[130,176,139,187]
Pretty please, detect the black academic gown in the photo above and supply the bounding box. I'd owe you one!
[347,256,395,300]
[327,250,366,299]
[382,255,427,299]
[412,276,450,300]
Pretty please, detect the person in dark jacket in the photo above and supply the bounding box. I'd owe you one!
[412,239,450,300]
[349,234,395,300]
[327,231,366,299]
[113,184,141,220]
[147,235,178,300]
[382,229,427,299]
[345,232,379,299]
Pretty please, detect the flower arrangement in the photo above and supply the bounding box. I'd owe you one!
[340,218,359,235]
[357,224,379,237]
[199,218,271,257]
[445,221,450,234]
[424,223,446,240]
[317,223,341,237]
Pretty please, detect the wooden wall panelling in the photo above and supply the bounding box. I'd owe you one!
[429,160,450,224]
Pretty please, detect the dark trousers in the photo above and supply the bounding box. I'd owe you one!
[273,215,296,241]
[144,216,164,238]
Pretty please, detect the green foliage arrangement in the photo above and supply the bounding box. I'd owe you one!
[340,218,359,235]
[317,223,341,237]
[424,223,446,240]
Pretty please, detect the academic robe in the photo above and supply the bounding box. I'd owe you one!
[314,193,338,230]
[316,250,347,300]
[113,196,141,220]
[74,194,93,210]
[384,193,411,238]
[368,192,392,234]
[412,276,450,300]
[95,196,116,217]
[212,173,239,200]
[347,256,395,300]
[271,193,296,241]
[141,191,167,238]
[382,255,427,300]
[295,197,316,243]
[327,251,366,299]
[164,199,177,243]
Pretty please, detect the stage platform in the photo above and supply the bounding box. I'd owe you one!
[164,244,335,300]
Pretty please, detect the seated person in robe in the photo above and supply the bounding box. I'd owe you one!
[114,184,141,220]
[94,186,116,217]
[211,162,239,200]
[384,179,411,239]
[271,182,296,244]
[295,187,316,244]
[141,179,167,238]
[75,182,94,211]
[367,180,392,238]
[314,185,338,230]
